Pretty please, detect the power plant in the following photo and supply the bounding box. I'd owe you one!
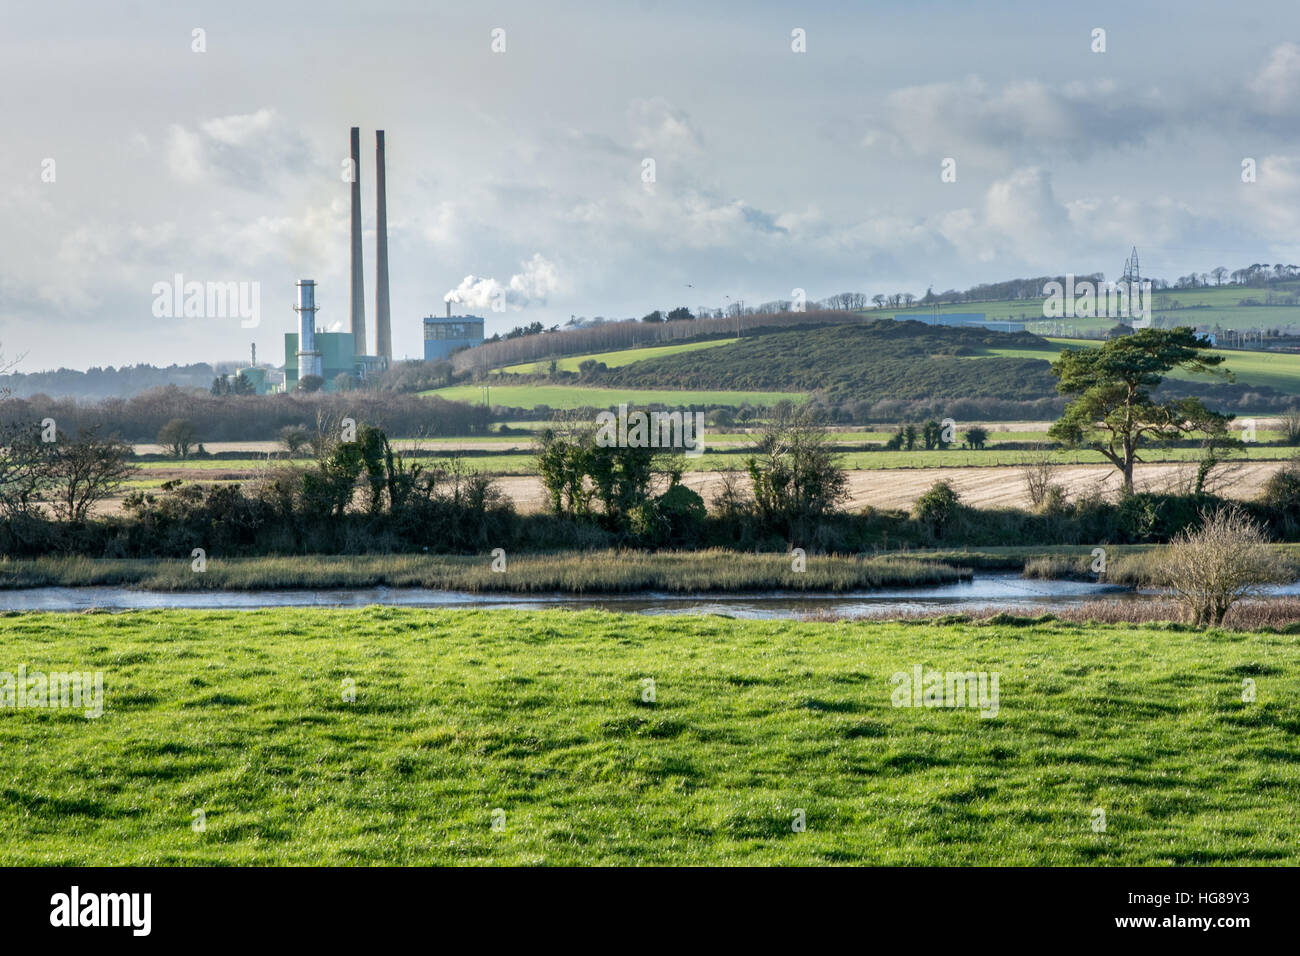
[236,126,484,391]
[280,127,392,391]
[424,302,485,361]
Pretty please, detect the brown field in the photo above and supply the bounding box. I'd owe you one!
[493,459,1288,513]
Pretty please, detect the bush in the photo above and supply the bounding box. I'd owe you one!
[631,483,707,546]
[912,480,961,539]
[1157,507,1284,626]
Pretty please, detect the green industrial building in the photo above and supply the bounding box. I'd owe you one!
[282,331,384,391]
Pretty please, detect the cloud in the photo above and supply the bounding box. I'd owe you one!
[165,109,311,190]
[444,253,562,310]
[1249,43,1300,114]
[627,97,703,154]
[863,75,1165,164]
[1240,154,1300,235]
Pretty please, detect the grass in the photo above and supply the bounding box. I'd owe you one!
[0,551,968,593]
[125,440,1298,483]
[500,339,733,374]
[418,383,806,410]
[889,281,1300,331]
[982,338,1300,397]
[0,607,1297,864]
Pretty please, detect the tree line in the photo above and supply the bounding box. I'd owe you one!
[0,387,492,443]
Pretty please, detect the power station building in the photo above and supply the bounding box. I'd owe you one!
[280,127,393,392]
[423,307,485,361]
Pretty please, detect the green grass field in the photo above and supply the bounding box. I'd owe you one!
[977,338,1300,397]
[888,281,1300,332]
[501,339,733,375]
[1,608,1296,865]
[419,383,806,410]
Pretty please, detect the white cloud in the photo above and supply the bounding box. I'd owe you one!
[165,109,309,190]
[627,97,703,154]
[1249,43,1300,114]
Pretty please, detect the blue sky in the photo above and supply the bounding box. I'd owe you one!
[3,0,1300,369]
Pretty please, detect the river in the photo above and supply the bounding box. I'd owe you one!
[4,573,1299,618]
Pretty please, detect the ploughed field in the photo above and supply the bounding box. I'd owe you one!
[112,417,1300,516]
[0,608,1296,865]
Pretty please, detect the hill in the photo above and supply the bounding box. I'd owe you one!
[597,320,1059,405]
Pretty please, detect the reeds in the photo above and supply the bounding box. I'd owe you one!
[0,550,970,594]
[802,597,1300,631]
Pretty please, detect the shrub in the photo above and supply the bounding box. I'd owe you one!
[1020,454,1060,510]
[1157,507,1284,626]
[912,480,961,539]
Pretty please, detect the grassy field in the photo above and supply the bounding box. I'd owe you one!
[419,383,806,409]
[126,436,1300,483]
[501,339,733,375]
[889,281,1300,333]
[1,608,1296,865]
[979,338,1300,397]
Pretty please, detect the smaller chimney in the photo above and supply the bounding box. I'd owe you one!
[446,301,451,319]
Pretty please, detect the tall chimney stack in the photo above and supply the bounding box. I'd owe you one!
[375,130,392,363]
[294,280,322,380]
[349,127,366,358]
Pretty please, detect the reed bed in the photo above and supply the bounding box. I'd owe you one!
[0,550,969,594]
[803,597,1300,630]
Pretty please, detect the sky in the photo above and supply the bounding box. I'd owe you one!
[3,0,1300,371]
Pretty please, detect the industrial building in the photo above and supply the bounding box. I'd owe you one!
[277,127,393,392]
[281,279,385,389]
[423,304,485,361]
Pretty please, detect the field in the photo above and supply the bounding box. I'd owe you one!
[889,281,1300,333]
[1,608,1296,865]
[114,446,1298,516]
[490,459,1291,512]
[418,383,804,409]
[982,339,1300,396]
[501,339,732,375]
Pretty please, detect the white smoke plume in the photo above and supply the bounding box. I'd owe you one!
[444,253,560,310]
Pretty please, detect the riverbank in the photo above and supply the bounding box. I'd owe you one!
[804,597,1300,630]
[0,551,969,593]
[1,608,1295,865]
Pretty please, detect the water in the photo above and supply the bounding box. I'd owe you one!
[0,573,1147,619]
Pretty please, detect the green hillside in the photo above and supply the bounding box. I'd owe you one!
[980,338,1300,396]
[598,320,1059,404]
[501,339,732,375]
[421,383,805,410]
[887,280,1300,335]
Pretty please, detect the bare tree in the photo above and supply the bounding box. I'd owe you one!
[1158,507,1283,626]
[710,467,752,518]
[1282,406,1300,446]
[157,418,199,459]
[1020,451,1061,509]
[46,429,133,522]
[0,422,51,518]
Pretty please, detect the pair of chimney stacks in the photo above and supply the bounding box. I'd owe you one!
[349,127,392,363]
